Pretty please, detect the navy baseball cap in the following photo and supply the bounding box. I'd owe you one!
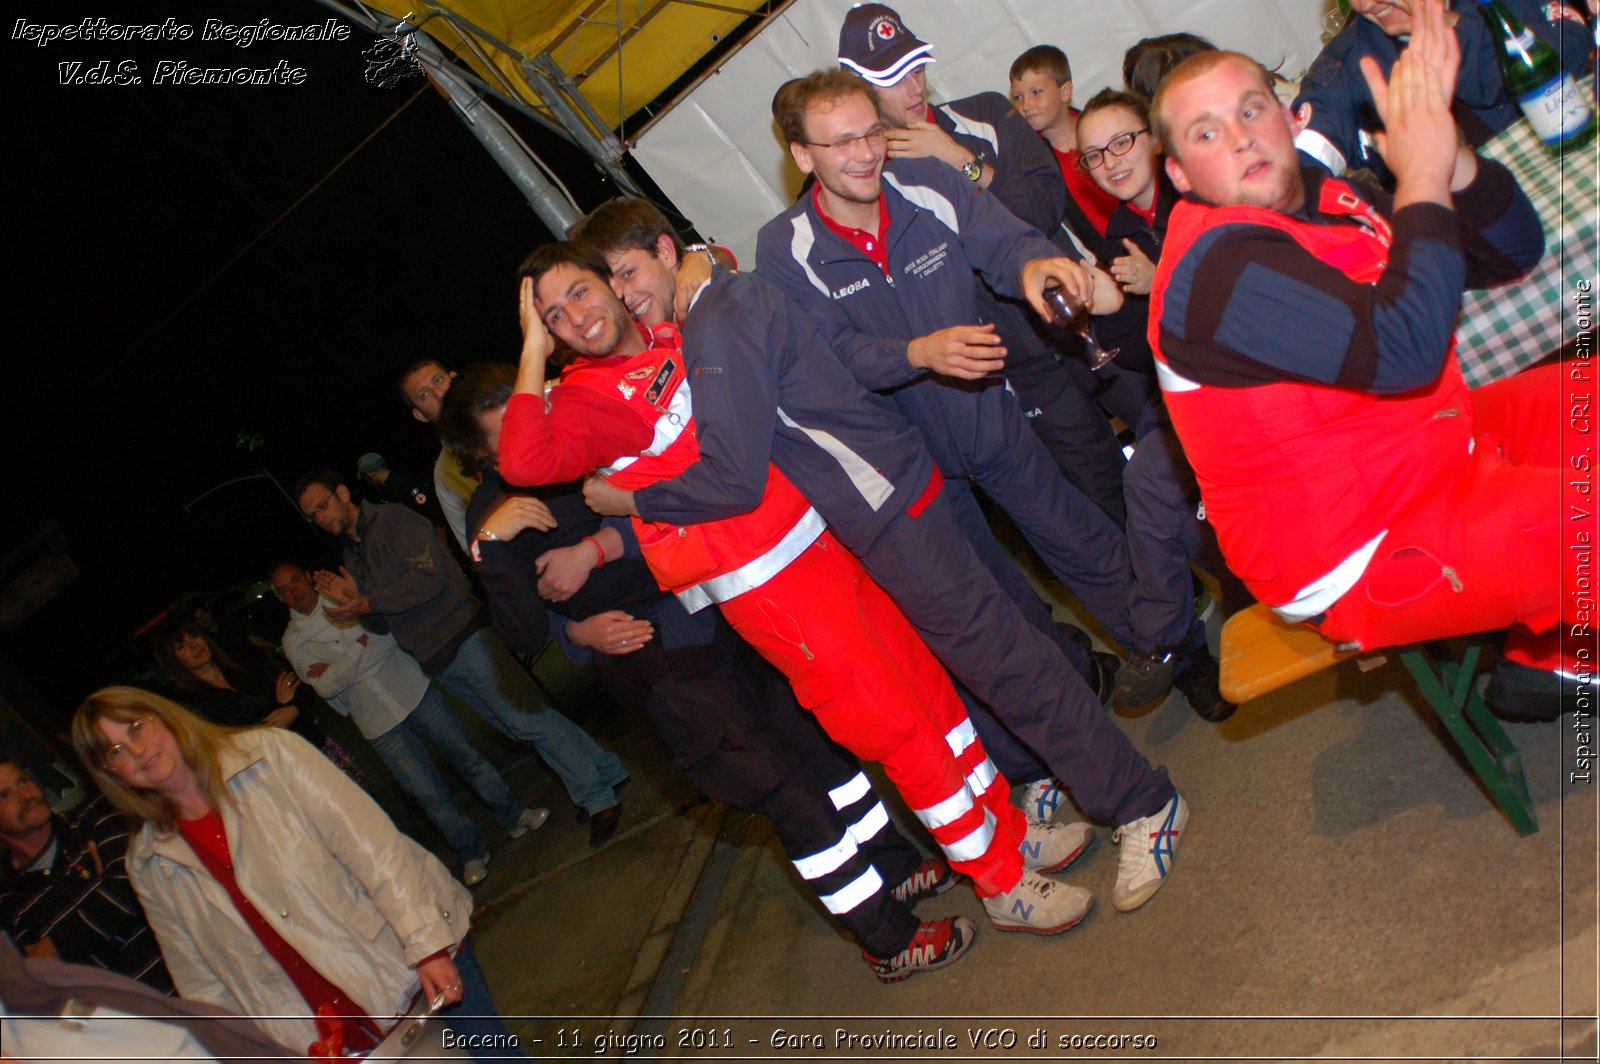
[837,4,934,87]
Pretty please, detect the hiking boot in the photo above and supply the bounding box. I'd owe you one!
[983,871,1094,935]
[508,807,550,839]
[1020,778,1065,825]
[891,857,956,905]
[862,916,977,983]
[462,857,490,887]
[1174,651,1236,722]
[1114,651,1177,709]
[1019,820,1094,873]
[1111,793,1188,912]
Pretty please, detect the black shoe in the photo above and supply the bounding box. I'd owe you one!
[1114,651,1176,709]
[588,805,622,848]
[1092,651,1121,709]
[1173,649,1236,722]
[576,776,631,823]
[1484,660,1581,722]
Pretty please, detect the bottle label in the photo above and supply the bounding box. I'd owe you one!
[1516,73,1594,143]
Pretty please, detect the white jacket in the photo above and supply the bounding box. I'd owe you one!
[126,728,471,1052]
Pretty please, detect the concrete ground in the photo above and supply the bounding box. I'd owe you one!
[430,580,1598,1062]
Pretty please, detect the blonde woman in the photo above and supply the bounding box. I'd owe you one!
[72,686,524,1059]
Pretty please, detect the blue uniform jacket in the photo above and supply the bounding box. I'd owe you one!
[755,156,1062,477]
[633,269,935,553]
[1294,0,1591,179]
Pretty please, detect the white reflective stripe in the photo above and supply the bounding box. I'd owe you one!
[883,173,959,236]
[791,831,859,881]
[788,216,832,298]
[848,801,891,846]
[940,808,997,863]
[818,865,884,915]
[915,785,975,831]
[1274,531,1388,622]
[596,375,695,477]
[944,717,977,759]
[966,756,999,798]
[777,406,895,511]
[1058,221,1099,263]
[938,104,998,155]
[674,507,826,613]
[841,46,934,87]
[828,771,872,810]
[1294,127,1348,176]
[1154,359,1202,394]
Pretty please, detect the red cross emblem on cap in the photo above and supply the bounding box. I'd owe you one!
[874,19,896,40]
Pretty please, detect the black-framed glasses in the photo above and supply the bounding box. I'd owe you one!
[804,126,888,156]
[103,716,156,768]
[1078,129,1150,170]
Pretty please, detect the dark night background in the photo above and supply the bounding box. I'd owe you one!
[3,0,665,727]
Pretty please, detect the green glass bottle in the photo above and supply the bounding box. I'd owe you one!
[1476,0,1597,152]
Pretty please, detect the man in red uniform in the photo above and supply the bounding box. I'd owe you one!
[496,242,1096,946]
[1147,0,1581,717]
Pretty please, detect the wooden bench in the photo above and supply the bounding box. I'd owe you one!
[1218,603,1538,836]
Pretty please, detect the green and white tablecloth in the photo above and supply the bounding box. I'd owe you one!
[1455,79,1599,387]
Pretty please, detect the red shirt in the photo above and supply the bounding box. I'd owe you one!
[812,184,891,276]
[178,811,379,1054]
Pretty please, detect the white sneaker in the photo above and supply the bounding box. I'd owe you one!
[509,807,550,839]
[463,857,490,887]
[1111,793,1188,912]
[1020,778,1065,826]
[982,870,1094,935]
[1019,820,1094,873]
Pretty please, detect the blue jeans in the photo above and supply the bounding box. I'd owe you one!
[370,686,523,865]
[437,943,528,1061]
[433,628,626,814]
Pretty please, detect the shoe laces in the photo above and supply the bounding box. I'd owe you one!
[892,860,945,902]
[1123,653,1171,678]
[1112,820,1148,876]
[873,919,952,970]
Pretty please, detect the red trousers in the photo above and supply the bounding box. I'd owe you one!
[1321,364,1587,675]
[718,532,1026,896]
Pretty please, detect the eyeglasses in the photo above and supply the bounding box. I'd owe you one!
[804,126,887,156]
[300,492,335,522]
[0,772,36,804]
[103,716,156,768]
[1078,129,1150,171]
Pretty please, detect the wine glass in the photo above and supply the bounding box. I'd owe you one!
[1042,284,1119,370]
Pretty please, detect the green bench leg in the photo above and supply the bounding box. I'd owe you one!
[1398,645,1538,836]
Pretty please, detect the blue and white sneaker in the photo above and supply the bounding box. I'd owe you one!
[1111,793,1188,912]
[1021,778,1065,825]
[1020,820,1094,873]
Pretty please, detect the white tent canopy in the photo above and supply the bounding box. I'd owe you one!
[630,0,1336,263]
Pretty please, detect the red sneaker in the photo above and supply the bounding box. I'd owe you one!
[862,917,977,983]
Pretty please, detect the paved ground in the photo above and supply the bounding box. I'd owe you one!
[418,584,1598,1062]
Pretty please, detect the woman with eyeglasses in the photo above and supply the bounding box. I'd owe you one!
[70,686,525,1059]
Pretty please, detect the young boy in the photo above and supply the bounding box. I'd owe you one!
[1008,45,1123,251]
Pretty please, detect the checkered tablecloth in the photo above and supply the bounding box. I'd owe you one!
[1455,80,1599,387]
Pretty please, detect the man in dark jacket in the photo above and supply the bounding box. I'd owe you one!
[294,469,629,826]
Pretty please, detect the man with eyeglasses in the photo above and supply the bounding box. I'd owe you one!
[837,6,1134,541]
[757,69,1195,915]
[271,561,548,887]
[0,759,173,992]
[291,469,629,841]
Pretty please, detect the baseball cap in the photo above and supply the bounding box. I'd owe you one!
[356,453,387,476]
[837,4,934,88]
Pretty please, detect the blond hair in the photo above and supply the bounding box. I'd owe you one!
[1149,50,1276,160]
[72,686,241,834]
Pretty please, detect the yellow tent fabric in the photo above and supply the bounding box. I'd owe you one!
[363,0,779,141]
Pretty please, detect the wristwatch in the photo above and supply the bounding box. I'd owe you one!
[960,155,985,183]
